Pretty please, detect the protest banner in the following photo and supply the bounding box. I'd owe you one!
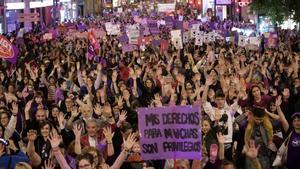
[0,35,18,64]
[137,106,201,160]
[157,3,176,13]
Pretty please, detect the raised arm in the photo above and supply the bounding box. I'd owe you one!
[49,132,72,169]
[217,132,225,160]
[94,64,102,90]
[73,124,82,155]
[276,96,289,132]
[103,127,115,157]
[26,130,41,167]
[4,102,18,139]
[110,133,136,169]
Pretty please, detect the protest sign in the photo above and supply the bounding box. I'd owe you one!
[249,37,261,46]
[203,33,210,44]
[105,22,120,35]
[195,31,204,46]
[171,30,181,42]
[191,24,200,38]
[171,30,183,49]
[265,33,278,48]
[157,3,176,13]
[137,106,201,160]
[0,35,18,64]
[183,31,190,44]
[238,35,249,47]
[128,29,140,44]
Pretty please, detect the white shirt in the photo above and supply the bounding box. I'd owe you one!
[88,136,96,147]
[202,101,240,143]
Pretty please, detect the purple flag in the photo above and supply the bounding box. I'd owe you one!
[0,35,19,64]
[137,106,202,161]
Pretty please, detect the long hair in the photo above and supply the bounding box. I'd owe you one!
[248,85,261,107]
[82,146,103,168]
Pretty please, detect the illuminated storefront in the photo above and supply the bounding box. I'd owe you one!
[2,0,77,33]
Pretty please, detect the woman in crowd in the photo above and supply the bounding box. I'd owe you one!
[0,3,299,169]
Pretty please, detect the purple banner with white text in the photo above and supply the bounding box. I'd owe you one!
[137,106,201,161]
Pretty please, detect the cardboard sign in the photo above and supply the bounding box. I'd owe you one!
[138,106,202,160]
[195,31,204,46]
[128,29,140,44]
[238,35,249,47]
[249,37,261,46]
[157,3,176,12]
[191,24,200,38]
[183,31,190,44]
[105,22,120,35]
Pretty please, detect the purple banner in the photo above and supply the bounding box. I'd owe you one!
[137,106,201,161]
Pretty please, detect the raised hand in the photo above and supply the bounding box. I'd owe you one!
[205,76,214,86]
[275,95,282,107]
[25,100,33,114]
[57,112,65,126]
[123,133,137,151]
[245,140,260,159]
[94,104,102,116]
[11,102,18,116]
[216,132,225,144]
[27,130,37,142]
[71,106,79,118]
[42,160,55,169]
[102,75,107,83]
[118,110,127,122]
[116,96,124,107]
[73,124,82,139]
[48,132,62,148]
[103,127,115,142]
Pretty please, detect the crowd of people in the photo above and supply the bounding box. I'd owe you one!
[0,3,300,169]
